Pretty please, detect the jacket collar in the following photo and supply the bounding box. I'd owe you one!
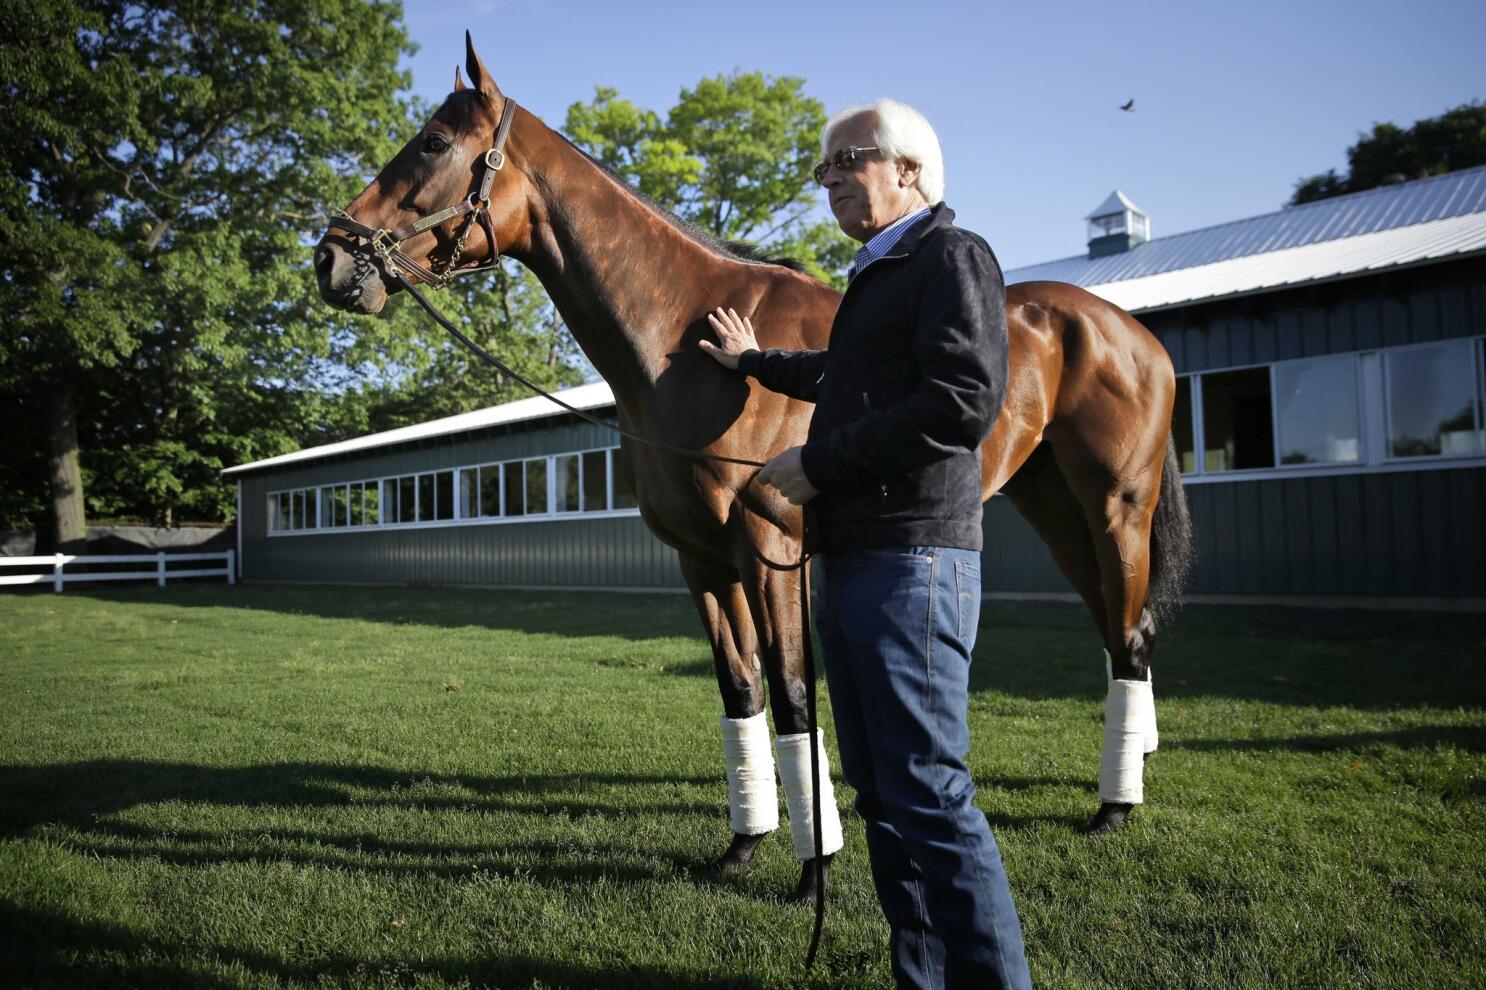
[881,201,955,259]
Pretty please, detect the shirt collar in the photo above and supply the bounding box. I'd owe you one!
[848,205,934,280]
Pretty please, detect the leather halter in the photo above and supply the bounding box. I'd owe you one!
[328,97,518,288]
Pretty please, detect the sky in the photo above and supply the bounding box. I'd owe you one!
[399,0,1484,271]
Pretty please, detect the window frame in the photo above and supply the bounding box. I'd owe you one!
[265,444,639,536]
[1173,335,1485,486]
[1380,337,1484,464]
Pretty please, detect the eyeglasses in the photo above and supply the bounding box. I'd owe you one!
[813,146,882,185]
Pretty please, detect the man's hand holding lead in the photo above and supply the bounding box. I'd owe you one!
[757,445,819,505]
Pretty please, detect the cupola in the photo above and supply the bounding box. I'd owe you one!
[1085,190,1150,258]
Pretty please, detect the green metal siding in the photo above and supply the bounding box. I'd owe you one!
[980,467,1486,598]
[237,413,685,589]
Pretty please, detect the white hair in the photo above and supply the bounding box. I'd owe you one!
[822,98,945,205]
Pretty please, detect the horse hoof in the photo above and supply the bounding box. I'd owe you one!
[789,855,833,904]
[1086,802,1135,835]
[710,832,767,878]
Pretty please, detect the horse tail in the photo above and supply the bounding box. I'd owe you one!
[1147,432,1194,626]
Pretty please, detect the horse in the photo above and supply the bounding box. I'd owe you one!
[314,33,1194,900]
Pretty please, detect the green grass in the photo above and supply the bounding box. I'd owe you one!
[2,583,1483,989]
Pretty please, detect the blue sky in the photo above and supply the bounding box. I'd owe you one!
[400,0,1483,271]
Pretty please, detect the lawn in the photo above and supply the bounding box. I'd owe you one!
[1,583,1483,989]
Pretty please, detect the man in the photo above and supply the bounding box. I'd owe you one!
[700,99,1033,990]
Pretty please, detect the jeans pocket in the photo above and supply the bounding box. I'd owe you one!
[954,557,980,645]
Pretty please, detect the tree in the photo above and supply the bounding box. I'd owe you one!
[1289,101,1486,206]
[0,0,418,539]
[563,73,856,286]
[0,1,586,539]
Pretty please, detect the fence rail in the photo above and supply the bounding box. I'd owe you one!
[0,551,235,592]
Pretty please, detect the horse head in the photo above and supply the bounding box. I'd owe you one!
[315,33,535,314]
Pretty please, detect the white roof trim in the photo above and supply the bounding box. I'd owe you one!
[222,380,617,476]
[1085,213,1486,313]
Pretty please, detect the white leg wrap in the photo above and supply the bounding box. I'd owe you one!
[1106,650,1158,753]
[1099,651,1157,805]
[776,730,845,860]
[721,713,778,835]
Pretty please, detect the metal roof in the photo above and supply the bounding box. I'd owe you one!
[1009,164,1486,301]
[222,380,617,477]
[1087,212,1486,313]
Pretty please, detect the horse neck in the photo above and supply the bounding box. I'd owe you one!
[506,118,745,405]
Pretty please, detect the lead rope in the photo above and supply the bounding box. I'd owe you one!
[393,272,829,970]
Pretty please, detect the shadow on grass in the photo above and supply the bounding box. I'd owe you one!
[65,583,704,642]
[0,759,737,893]
[0,901,765,990]
[53,586,1486,710]
[964,601,1486,711]
[1169,724,1486,754]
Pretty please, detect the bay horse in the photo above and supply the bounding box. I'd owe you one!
[314,34,1193,899]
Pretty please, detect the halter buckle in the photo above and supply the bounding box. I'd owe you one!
[370,228,397,258]
[484,148,505,171]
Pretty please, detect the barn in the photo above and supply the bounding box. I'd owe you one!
[224,165,1486,606]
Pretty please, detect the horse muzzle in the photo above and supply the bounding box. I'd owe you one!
[314,236,392,314]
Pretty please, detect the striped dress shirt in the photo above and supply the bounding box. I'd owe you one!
[847,205,934,281]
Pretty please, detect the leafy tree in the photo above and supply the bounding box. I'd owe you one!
[0,1,580,539]
[564,73,856,286]
[1289,101,1486,205]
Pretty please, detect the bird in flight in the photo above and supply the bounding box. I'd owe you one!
[1120,99,1135,112]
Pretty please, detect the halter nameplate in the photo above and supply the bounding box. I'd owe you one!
[411,205,463,233]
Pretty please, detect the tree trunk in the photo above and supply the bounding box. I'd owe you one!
[45,379,87,552]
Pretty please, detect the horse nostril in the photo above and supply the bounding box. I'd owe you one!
[314,245,334,279]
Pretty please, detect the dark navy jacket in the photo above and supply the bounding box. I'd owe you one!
[738,203,1009,553]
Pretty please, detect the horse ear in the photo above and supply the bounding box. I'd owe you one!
[464,30,502,101]
[454,65,467,92]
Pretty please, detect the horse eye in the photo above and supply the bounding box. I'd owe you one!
[422,133,449,155]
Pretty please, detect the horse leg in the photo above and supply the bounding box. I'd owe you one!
[737,549,844,904]
[1001,444,1108,634]
[1060,447,1165,834]
[678,552,776,875]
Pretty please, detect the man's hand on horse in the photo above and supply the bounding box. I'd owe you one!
[758,446,819,505]
[699,306,758,370]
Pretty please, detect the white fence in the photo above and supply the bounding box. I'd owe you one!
[0,551,235,592]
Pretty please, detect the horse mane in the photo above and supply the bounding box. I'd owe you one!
[439,92,810,274]
[560,138,811,273]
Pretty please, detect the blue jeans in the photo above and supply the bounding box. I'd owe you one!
[816,546,1032,990]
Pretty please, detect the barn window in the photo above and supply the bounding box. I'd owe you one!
[1275,356,1360,464]
[583,450,608,510]
[525,458,549,515]
[433,471,454,520]
[363,482,380,525]
[1173,376,1195,474]
[398,476,416,523]
[611,448,638,509]
[1386,340,1482,458]
[273,492,290,531]
[1202,366,1274,471]
[480,464,502,517]
[554,454,581,513]
[503,461,525,516]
